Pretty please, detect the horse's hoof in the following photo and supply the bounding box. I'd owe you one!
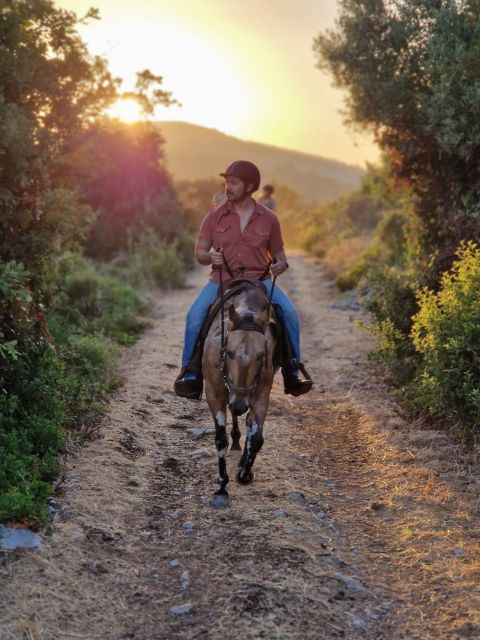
[211,492,230,508]
[236,469,254,484]
[231,442,241,451]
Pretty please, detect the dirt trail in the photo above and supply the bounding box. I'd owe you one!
[2,254,480,640]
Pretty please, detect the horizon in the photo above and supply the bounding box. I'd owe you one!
[157,119,366,171]
[57,0,380,168]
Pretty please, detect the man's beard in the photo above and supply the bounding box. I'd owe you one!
[226,186,247,202]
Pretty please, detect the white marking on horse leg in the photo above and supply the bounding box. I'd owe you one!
[246,421,258,456]
[216,411,226,427]
[218,447,228,458]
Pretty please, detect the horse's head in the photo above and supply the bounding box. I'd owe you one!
[224,286,271,416]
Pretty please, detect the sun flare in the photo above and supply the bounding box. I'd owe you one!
[107,98,144,123]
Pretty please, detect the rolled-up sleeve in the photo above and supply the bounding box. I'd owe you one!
[198,211,214,245]
[268,215,284,256]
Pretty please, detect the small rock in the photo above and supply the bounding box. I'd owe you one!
[330,555,348,567]
[371,502,386,511]
[180,571,191,589]
[140,531,152,543]
[363,608,379,620]
[86,560,108,575]
[288,490,307,503]
[330,298,361,311]
[387,417,404,430]
[453,547,465,557]
[166,510,183,521]
[335,573,367,592]
[0,525,43,550]
[184,488,193,494]
[170,559,180,568]
[191,448,213,459]
[186,425,212,439]
[199,497,209,505]
[146,394,165,404]
[170,603,193,616]
[182,522,194,532]
[274,508,287,518]
[347,612,368,631]
[314,511,326,521]
[292,527,305,535]
[101,531,115,542]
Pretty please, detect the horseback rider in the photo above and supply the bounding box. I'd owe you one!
[258,183,276,211]
[174,160,313,399]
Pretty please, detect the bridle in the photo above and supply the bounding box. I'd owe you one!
[216,248,276,396]
[221,314,268,396]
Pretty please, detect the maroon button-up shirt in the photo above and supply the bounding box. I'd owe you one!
[198,200,285,284]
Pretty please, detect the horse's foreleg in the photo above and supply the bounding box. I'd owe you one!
[237,386,271,484]
[230,414,241,450]
[237,412,264,484]
[214,410,230,497]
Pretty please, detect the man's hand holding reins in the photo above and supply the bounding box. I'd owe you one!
[210,248,224,268]
[270,258,288,276]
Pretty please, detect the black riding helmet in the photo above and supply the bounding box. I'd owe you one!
[220,160,261,194]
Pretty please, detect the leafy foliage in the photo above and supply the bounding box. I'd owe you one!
[314,0,480,282]
[410,243,480,428]
[62,119,184,258]
[0,2,188,524]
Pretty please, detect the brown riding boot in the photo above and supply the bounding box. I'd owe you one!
[174,367,203,400]
[282,361,313,397]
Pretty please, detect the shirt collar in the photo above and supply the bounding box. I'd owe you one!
[223,198,262,218]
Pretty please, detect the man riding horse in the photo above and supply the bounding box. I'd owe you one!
[174,160,313,399]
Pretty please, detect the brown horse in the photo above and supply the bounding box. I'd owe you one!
[202,283,278,507]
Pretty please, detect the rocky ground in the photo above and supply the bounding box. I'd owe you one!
[1,254,480,640]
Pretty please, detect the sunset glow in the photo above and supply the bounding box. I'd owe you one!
[107,98,144,123]
[57,0,379,166]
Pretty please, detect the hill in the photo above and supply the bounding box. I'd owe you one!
[158,121,363,203]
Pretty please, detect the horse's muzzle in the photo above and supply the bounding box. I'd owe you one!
[229,395,249,416]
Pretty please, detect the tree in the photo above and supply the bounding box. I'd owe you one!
[314,0,480,282]
[61,118,182,258]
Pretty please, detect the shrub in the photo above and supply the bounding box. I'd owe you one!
[410,242,480,429]
[362,266,420,384]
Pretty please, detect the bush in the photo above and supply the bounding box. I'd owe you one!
[362,266,420,384]
[410,242,480,429]
[105,228,190,290]
[49,257,148,346]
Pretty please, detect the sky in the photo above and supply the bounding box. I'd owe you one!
[58,0,379,167]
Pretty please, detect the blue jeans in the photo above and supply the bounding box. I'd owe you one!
[181,279,301,366]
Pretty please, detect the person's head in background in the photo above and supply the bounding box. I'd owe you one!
[212,190,227,207]
[258,183,276,210]
[262,184,274,199]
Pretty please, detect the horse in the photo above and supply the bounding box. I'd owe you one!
[202,282,278,507]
